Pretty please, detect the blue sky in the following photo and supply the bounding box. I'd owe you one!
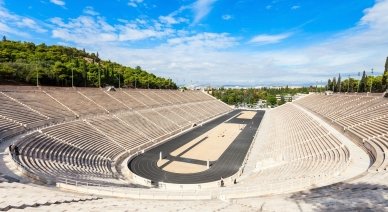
[1,0,387,86]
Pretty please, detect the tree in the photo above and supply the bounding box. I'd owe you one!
[0,39,175,88]
[279,96,286,105]
[359,71,367,92]
[2,35,6,42]
[266,95,277,106]
[337,74,342,92]
[332,77,337,91]
[371,75,383,92]
[382,57,388,91]
[327,79,332,91]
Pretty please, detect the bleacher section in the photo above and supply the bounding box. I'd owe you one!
[0,86,231,184]
[0,182,99,211]
[1,89,388,211]
[295,94,388,178]
[230,103,351,197]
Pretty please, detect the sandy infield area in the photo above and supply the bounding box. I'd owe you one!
[237,111,257,119]
[157,122,246,173]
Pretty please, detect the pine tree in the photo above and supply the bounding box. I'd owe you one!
[2,35,6,42]
[332,77,337,92]
[337,74,342,92]
[382,57,388,91]
[359,71,367,92]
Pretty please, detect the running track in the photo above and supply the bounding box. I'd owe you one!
[128,110,265,184]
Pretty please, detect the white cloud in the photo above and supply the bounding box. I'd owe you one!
[97,1,388,86]
[165,33,237,50]
[0,22,14,33]
[192,0,217,24]
[159,15,188,25]
[118,23,173,41]
[265,5,272,10]
[359,0,388,29]
[17,18,47,33]
[51,16,117,44]
[50,0,65,6]
[0,3,46,36]
[50,13,178,44]
[83,6,99,16]
[291,5,300,10]
[221,14,232,20]
[128,0,144,8]
[42,0,388,86]
[249,33,292,45]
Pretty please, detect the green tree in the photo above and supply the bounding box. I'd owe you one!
[337,74,342,92]
[0,39,175,88]
[332,77,337,91]
[279,96,286,105]
[382,57,388,91]
[266,95,277,106]
[327,79,332,91]
[359,70,367,92]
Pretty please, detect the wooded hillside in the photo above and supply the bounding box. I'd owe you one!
[0,38,177,89]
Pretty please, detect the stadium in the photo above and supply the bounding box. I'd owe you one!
[0,85,387,211]
[1,0,388,211]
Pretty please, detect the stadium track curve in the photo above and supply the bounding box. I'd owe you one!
[128,110,265,184]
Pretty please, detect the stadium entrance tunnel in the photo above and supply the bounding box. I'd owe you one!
[127,110,265,188]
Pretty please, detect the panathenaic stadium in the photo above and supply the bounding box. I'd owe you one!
[0,86,387,211]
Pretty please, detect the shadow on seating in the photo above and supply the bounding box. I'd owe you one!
[288,182,388,211]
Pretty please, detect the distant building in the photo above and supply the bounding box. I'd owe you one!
[325,91,334,95]
[284,94,292,102]
[257,99,267,108]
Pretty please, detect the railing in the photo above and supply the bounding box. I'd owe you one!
[10,154,55,184]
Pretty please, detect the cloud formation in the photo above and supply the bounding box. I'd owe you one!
[49,10,182,44]
[0,3,46,37]
[2,0,388,86]
[221,14,232,20]
[104,0,388,86]
[50,0,65,6]
[249,33,293,45]
[128,0,144,8]
[192,0,217,24]
[83,6,99,16]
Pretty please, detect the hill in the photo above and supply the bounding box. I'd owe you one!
[0,38,176,89]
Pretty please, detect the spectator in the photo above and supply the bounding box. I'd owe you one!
[14,145,20,156]
[8,144,14,156]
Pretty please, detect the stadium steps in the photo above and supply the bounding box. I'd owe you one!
[41,90,79,118]
[0,92,49,120]
[121,90,149,108]
[158,90,182,104]
[137,90,162,107]
[134,110,169,134]
[0,93,48,128]
[295,93,388,184]
[103,90,132,110]
[0,195,101,211]
[83,119,129,153]
[112,114,153,142]
[77,91,110,114]
[1,86,233,186]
